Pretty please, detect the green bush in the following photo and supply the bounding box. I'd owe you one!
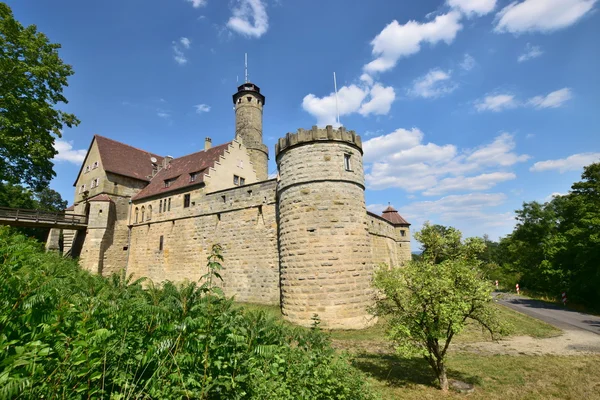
[0,227,376,399]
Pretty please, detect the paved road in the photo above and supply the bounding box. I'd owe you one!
[495,293,600,335]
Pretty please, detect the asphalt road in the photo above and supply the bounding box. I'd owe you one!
[495,293,600,335]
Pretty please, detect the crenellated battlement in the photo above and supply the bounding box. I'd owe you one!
[275,125,362,158]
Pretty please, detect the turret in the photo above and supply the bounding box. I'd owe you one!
[276,125,374,329]
[233,83,268,181]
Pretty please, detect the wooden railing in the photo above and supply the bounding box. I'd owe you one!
[0,206,88,228]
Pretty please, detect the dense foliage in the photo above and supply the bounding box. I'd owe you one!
[0,227,376,399]
[0,2,79,190]
[491,163,600,308]
[371,223,505,391]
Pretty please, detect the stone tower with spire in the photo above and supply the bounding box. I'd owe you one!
[233,83,269,181]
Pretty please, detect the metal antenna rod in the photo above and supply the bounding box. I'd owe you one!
[333,72,340,125]
[245,53,248,83]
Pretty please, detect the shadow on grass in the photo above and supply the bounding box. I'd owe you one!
[351,352,482,389]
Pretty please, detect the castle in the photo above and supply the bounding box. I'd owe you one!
[47,82,411,329]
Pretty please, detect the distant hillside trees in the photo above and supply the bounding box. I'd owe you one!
[489,162,600,309]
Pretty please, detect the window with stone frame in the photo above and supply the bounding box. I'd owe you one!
[92,161,99,169]
[159,199,163,213]
[183,193,191,208]
[344,154,352,171]
[168,198,171,211]
[234,175,240,186]
[159,235,164,251]
[135,207,139,223]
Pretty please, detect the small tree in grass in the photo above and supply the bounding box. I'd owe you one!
[371,222,506,391]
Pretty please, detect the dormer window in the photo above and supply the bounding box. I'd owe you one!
[164,179,171,188]
[190,172,198,182]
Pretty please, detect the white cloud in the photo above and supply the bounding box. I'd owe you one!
[227,0,269,38]
[366,203,388,214]
[157,110,171,118]
[194,104,211,113]
[530,152,600,172]
[449,0,497,16]
[466,132,531,166]
[364,129,529,194]
[172,40,188,65]
[527,88,572,109]
[364,11,463,73]
[460,53,476,70]
[54,140,87,164]
[544,192,566,202]
[518,43,543,62]
[495,0,597,34]
[408,68,458,99]
[475,94,518,112]
[180,37,191,49]
[185,0,207,8]
[423,172,516,195]
[302,82,395,126]
[359,84,396,116]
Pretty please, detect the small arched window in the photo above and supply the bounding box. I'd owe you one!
[141,206,145,222]
[147,205,152,221]
[135,207,139,223]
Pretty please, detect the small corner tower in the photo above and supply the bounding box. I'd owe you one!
[233,82,269,181]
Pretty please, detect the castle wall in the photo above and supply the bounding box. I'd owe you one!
[127,180,279,304]
[276,127,374,329]
[367,212,411,268]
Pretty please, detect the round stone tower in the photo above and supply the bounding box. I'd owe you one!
[233,83,269,181]
[276,125,374,329]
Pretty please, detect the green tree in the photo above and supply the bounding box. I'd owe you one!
[0,2,79,191]
[372,222,504,391]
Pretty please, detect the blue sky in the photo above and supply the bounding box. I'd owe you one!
[9,0,600,244]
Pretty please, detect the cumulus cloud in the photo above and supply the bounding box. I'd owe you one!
[527,88,572,109]
[364,129,528,194]
[408,69,458,99]
[194,104,211,113]
[518,43,543,62]
[475,94,518,112]
[495,0,597,34]
[460,53,476,70]
[364,11,463,73]
[302,81,395,126]
[448,0,497,16]
[227,0,269,38]
[530,152,600,172]
[54,140,87,164]
[185,0,207,7]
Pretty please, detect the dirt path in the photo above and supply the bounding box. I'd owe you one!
[454,329,600,356]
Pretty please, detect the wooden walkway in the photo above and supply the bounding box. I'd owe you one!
[0,207,87,230]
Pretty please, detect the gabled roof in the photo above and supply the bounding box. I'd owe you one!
[132,142,231,201]
[94,135,164,182]
[381,205,410,226]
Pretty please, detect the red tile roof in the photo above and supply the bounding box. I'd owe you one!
[87,193,112,202]
[95,135,164,182]
[65,204,75,211]
[132,142,231,201]
[381,205,410,226]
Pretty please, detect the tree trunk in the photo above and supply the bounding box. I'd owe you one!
[438,362,449,392]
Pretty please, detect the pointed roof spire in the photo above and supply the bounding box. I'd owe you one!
[381,205,410,226]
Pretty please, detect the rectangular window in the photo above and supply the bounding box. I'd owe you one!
[92,161,98,169]
[190,173,197,182]
[159,235,164,251]
[159,199,162,213]
[401,230,406,237]
[183,193,190,208]
[240,177,245,186]
[164,180,171,188]
[233,175,240,186]
[85,165,90,173]
[168,198,171,211]
[90,180,95,189]
[344,154,352,171]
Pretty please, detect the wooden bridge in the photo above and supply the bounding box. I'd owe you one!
[0,207,88,230]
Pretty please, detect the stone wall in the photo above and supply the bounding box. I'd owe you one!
[276,126,374,329]
[367,212,411,268]
[235,90,268,181]
[127,179,279,304]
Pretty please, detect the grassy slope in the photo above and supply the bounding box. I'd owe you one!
[236,303,600,399]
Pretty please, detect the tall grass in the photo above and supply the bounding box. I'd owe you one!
[0,227,376,399]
